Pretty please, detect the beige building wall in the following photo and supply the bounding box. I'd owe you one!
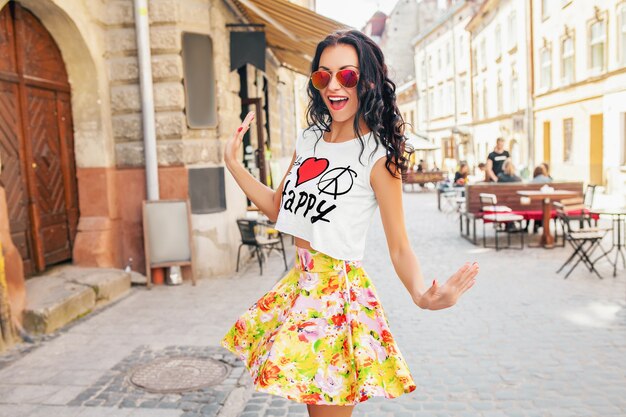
[532,0,626,199]
[397,80,418,133]
[1,0,300,278]
[415,1,477,171]
[104,0,299,278]
[381,0,439,84]
[468,0,532,177]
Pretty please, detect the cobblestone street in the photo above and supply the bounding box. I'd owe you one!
[1,192,625,417]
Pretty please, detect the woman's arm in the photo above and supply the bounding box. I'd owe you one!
[486,159,498,182]
[370,158,478,310]
[224,112,296,222]
[370,158,427,304]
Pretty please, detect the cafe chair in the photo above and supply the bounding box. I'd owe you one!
[565,184,599,229]
[554,202,610,279]
[555,195,603,247]
[479,193,524,251]
[236,219,287,275]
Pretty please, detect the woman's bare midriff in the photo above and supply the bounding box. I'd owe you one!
[294,237,313,251]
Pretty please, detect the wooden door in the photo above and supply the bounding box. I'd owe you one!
[0,3,78,274]
[589,114,604,186]
[542,121,551,164]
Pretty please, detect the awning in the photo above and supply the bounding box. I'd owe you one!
[405,132,439,151]
[232,0,350,75]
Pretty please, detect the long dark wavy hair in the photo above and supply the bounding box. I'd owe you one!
[305,30,411,178]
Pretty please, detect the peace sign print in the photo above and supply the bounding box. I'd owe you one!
[317,166,357,200]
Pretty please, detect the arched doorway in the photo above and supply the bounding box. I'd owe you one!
[0,2,79,275]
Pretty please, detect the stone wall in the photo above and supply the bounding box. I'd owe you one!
[102,0,300,277]
[3,0,300,278]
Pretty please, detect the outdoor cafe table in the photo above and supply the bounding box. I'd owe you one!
[590,208,626,277]
[516,190,580,248]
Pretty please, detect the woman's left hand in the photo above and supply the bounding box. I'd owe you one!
[415,262,478,310]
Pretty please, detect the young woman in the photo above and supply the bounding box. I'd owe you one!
[222,30,478,417]
[453,162,470,186]
[496,159,522,183]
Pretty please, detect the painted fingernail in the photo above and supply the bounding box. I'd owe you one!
[237,126,243,132]
[432,280,436,286]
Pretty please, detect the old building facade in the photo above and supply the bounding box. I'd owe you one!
[466,0,533,175]
[532,0,626,195]
[414,0,478,171]
[0,0,341,282]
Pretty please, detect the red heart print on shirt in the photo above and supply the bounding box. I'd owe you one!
[296,157,329,186]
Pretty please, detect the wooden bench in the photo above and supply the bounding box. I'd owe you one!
[403,171,446,191]
[460,181,584,245]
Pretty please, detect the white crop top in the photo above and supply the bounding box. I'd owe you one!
[274,127,388,260]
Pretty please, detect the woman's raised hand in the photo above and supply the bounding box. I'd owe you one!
[224,111,255,166]
[416,262,478,310]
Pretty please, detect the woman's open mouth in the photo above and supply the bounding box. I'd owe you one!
[328,96,348,111]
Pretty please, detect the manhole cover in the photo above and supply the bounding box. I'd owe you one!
[129,357,229,393]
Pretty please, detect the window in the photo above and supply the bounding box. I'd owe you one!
[421,59,427,82]
[620,5,626,66]
[622,113,626,165]
[480,38,487,68]
[182,32,217,127]
[189,167,226,213]
[510,68,518,112]
[540,47,552,90]
[508,12,517,50]
[428,55,433,74]
[589,19,606,73]
[497,71,503,113]
[443,138,456,159]
[437,85,443,116]
[542,0,550,20]
[437,48,442,70]
[482,83,488,119]
[446,82,453,115]
[563,118,573,162]
[495,24,502,58]
[428,89,434,117]
[459,78,467,113]
[471,48,478,75]
[473,88,479,119]
[446,42,451,66]
[458,35,464,61]
[561,36,575,84]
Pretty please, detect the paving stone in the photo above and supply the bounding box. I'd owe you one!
[265,407,287,416]
[243,403,262,412]
[239,413,260,417]
[199,403,219,415]
[2,193,626,417]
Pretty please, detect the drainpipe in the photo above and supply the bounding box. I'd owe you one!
[450,11,460,161]
[133,0,159,200]
[525,0,535,171]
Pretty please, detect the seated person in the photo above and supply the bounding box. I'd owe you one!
[525,165,552,233]
[453,162,469,187]
[531,165,552,183]
[541,162,553,180]
[476,162,487,182]
[497,159,521,183]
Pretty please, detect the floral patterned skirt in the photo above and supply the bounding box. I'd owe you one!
[220,247,416,405]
